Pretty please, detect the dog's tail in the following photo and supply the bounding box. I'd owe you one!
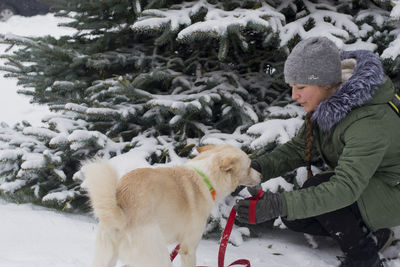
[82,159,126,230]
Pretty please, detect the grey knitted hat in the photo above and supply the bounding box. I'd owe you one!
[284,37,342,86]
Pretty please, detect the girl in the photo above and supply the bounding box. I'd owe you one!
[235,37,400,267]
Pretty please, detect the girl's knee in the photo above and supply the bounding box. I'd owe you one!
[281,217,330,236]
[281,217,308,232]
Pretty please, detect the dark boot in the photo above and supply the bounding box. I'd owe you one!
[338,252,383,267]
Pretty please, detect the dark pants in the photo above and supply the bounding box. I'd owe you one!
[281,172,378,260]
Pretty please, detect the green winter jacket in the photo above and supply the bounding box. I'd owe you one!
[254,50,400,231]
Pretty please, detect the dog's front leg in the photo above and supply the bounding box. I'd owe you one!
[179,244,197,267]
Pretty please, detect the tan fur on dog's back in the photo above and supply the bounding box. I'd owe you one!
[82,160,126,230]
[117,167,213,232]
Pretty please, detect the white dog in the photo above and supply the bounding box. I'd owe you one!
[82,144,261,267]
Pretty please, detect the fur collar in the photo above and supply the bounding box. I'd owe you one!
[311,50,385,132]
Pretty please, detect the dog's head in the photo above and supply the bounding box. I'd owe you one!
[195,145,261,191]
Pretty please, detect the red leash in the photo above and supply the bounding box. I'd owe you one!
[217,208,250,267]
[170,190,265,267]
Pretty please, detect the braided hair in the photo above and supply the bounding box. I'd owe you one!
[305,112,314,179]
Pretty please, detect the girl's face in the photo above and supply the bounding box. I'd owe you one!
[290,84,337,112]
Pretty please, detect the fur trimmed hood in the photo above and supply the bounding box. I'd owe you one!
[311,50,385,132]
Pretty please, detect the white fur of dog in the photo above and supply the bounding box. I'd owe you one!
[82,144,261,267]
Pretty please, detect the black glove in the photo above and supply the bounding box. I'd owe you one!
[235,187,283,224]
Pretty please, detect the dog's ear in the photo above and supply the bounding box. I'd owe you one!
[197,145,216,153]
[220,156,239,172]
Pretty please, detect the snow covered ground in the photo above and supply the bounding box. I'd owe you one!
[1,199,399,267]
[0,14,400,267]
[0,200,340,267]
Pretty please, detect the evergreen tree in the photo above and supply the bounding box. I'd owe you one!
[0,0,399,241]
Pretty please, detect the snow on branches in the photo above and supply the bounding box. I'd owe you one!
[132,0,284,60]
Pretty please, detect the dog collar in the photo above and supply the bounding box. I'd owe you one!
[193,167,216,200]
